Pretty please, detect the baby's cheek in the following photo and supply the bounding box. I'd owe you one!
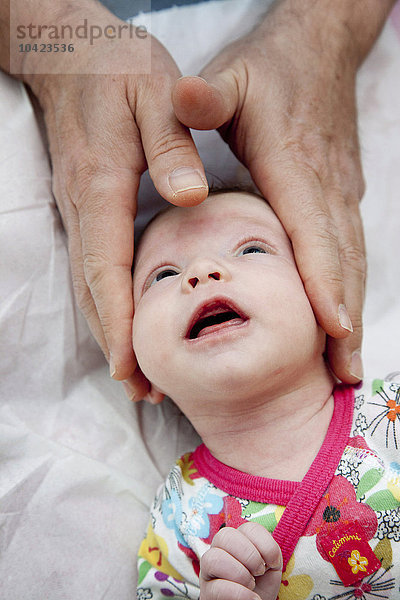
[132,309,170,388]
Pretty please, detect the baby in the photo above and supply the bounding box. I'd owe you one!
[134,190,400,600]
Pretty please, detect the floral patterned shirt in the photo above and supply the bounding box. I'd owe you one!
[137,378,400,600]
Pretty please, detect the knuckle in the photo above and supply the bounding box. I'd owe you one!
[200,549,218,577]
[211,526,236,548]
[304,270,344,293]
[309,213,336,238]
[289,212,335,247]
[238,521,264,536]
[279,133,330,178]
[66,156,123,213]
[340,242,367,278]
[268,543,282,569]
[65,156,99,206]
[82,253,108,292]
[302,266,344,301]
[348,313,363,336]
[147,129,194,164]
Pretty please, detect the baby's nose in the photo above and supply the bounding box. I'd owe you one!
[181,259,231,292]
[188,271,220,289]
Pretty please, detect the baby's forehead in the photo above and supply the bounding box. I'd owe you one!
[134,191,289,270]
[142,192,277,239]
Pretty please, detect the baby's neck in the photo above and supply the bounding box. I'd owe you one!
[190,366,335,482]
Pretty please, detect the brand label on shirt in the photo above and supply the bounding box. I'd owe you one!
[320,521,381,586]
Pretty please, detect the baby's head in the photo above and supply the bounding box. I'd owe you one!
[132,190,326,415]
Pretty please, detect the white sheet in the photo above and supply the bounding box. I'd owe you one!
[0,1,399,598]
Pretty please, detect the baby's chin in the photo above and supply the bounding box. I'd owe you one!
[155,360,286,409]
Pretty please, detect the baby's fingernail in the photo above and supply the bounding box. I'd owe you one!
[122,381,136,402]
[338,304,353,333]
[254,562,266,577]
[168,167,207,196]
[349,350,363,380]
[109,353,116,378]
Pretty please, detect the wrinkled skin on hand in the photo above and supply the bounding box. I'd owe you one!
[24,4,208,397]
[173,0,375,384]
[20,0,393,399]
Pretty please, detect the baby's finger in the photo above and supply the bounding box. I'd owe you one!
[237,522,282,572]
[254,567,283,600]
[201,547,256,590]
[201,578,261,600]
[211,526,266,578]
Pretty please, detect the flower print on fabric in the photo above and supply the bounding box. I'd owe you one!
[387,462,400,501]
[376,510,400,542]
[176,453,200,486]
[185,484,224,539]
[304,476,378,562]
[162,489,188,548]
[279,554,314,600]
[137,588,153,600]
[366,382,400,449]
[177,494,247,579]
[151,570,193,599]
[355,393,365,411]
[363,461,400,514]
[338,437,382,494]
[347,550,368,575]
[353,413,369,437]
[177,543,200,579]
[337,444,364,488]
[138,523,184,581]
[204,495,247,544]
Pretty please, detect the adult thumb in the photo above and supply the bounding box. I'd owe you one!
[172,74,239,131]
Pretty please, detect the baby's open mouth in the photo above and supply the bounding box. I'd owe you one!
[186,299,248,340]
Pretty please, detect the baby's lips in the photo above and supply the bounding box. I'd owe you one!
[185,295,248,339]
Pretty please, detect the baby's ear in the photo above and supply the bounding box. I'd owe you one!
[145,386,165,405]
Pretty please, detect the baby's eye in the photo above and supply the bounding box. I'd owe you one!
[238,244,268,256]
[150,268,179,286]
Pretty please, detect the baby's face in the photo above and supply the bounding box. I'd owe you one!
[133,192,324,410]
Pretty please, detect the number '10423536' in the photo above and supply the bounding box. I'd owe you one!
[18,43,74,52]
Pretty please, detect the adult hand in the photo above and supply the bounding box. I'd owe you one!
[173,0,395,383]
[11,1,208,398]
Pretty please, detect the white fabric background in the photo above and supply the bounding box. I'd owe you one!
[0,1,399,598]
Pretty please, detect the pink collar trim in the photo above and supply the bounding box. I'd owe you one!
[193,384,355,568]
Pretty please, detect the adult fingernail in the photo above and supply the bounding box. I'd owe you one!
[168,167,207,196]
[122,381,136,402]
[338,304,353,333]
[109,353,116,378]
[349,350,364,380]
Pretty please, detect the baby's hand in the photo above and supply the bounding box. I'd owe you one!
[200,522,282,600]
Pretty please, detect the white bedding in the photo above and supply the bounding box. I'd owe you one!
[0,1,399,598]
